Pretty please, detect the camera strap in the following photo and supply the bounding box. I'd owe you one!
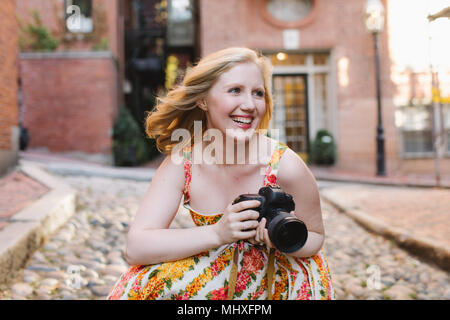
[227,245,240,300]
[227,246,276,300]
[266,248,276,300]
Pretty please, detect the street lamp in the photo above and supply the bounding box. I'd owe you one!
[365,0,386,176]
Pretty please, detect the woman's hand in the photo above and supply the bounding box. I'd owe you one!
[248,217,274,249]
[212,200,261,245]
[248,210,297,249]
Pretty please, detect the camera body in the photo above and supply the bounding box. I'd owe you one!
[232,186,308,253]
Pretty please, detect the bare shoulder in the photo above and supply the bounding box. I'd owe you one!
[130,149,186,230]
[277,147,317,189]
[150,148,186,194]
[276,146,324,235]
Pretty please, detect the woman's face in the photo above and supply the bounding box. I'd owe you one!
[202,62,267,141]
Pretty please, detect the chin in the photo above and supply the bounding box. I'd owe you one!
[225,128,257,143]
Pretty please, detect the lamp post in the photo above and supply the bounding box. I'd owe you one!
[427,7,450,187]
[365,0,386,176]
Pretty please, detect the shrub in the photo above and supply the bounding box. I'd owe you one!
[18,10,59,52]
[310,129,336,165]
[113,107,159,166]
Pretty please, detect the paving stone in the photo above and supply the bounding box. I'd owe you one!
[1,175,449,300]
[11,283,34,297]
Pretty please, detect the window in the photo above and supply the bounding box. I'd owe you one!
[396,103,450,157]
[272,75,309,155]
[266,0,313,23]
[167,0,195,47]
[65,0,93,33]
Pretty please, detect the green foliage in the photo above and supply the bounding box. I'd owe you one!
[18,10,59,52]
[310,129,336,165]
[92,37,109,51]
[113,107,159,167]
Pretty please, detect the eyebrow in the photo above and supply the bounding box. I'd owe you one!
[224,83,265,90]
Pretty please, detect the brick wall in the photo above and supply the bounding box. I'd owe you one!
[16,0,122,60]
[0,0,19,151]
[0,0,19,175]
[20,52,118,155]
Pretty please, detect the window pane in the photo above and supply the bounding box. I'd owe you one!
[65,0,93,33]
[403,130,433,153]
[270,53,306,66]
[313,53,328,65]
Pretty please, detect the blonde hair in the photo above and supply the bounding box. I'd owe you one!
[145,47,273,154]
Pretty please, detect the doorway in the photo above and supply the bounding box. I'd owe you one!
[272,74,309,160]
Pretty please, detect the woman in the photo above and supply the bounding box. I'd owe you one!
[107,47,334,300]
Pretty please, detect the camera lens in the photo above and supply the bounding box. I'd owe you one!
[267,213,308,253]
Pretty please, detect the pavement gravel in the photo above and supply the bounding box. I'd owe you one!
[0,175,449,300]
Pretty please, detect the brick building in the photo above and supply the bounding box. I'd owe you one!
[8,0,449,177]
[198,0,450,177]
[0,0,19,175]
[16,0,125,163]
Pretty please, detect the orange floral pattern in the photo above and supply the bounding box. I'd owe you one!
[107,141,335,300]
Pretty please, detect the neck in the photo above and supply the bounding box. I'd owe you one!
[198,132,271,166]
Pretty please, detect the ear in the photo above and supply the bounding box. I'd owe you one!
[197,99,208,111]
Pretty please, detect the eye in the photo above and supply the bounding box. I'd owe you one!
[229,87,241,94]
[253,90,265,97]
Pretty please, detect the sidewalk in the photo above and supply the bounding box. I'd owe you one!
[0,150,448,285]
[318,181,450,270]
[310,165,450,189]
[310,165,450,270]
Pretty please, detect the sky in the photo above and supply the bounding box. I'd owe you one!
[388,0,450,71]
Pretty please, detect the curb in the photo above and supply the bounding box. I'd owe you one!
[0,163,76,285]
[312,170,450,189]
[19,159,155,182]
[320,189,450,271]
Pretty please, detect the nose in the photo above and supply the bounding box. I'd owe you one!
[239,103,255,112]
[239,94,256,112]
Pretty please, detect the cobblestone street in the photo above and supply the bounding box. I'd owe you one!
[0,175,449,300]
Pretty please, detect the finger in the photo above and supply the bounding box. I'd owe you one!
[240,220,259,231]
[259,218,267,243]
[234,229,257,240]
[231,209,259,223]
[254,223,261,243]
[230,200,261,213]
[254,219,264,243]
[263,228,274,248]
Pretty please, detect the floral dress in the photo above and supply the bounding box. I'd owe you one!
[107,141,335,300]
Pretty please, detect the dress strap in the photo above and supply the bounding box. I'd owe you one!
[182,145,192,204]
[263,141,288,187]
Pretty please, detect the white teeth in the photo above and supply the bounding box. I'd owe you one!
[232,117,252,124]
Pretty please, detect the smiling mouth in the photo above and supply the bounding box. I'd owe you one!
[230,116,253,125]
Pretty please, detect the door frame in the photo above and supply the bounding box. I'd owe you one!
[271,73,310,158]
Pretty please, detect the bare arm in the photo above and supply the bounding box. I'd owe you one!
[125,155,218,265]
[125,153,261,265]
[255,148,325,258]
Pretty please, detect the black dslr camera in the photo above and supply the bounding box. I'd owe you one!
[232,186,308,253]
